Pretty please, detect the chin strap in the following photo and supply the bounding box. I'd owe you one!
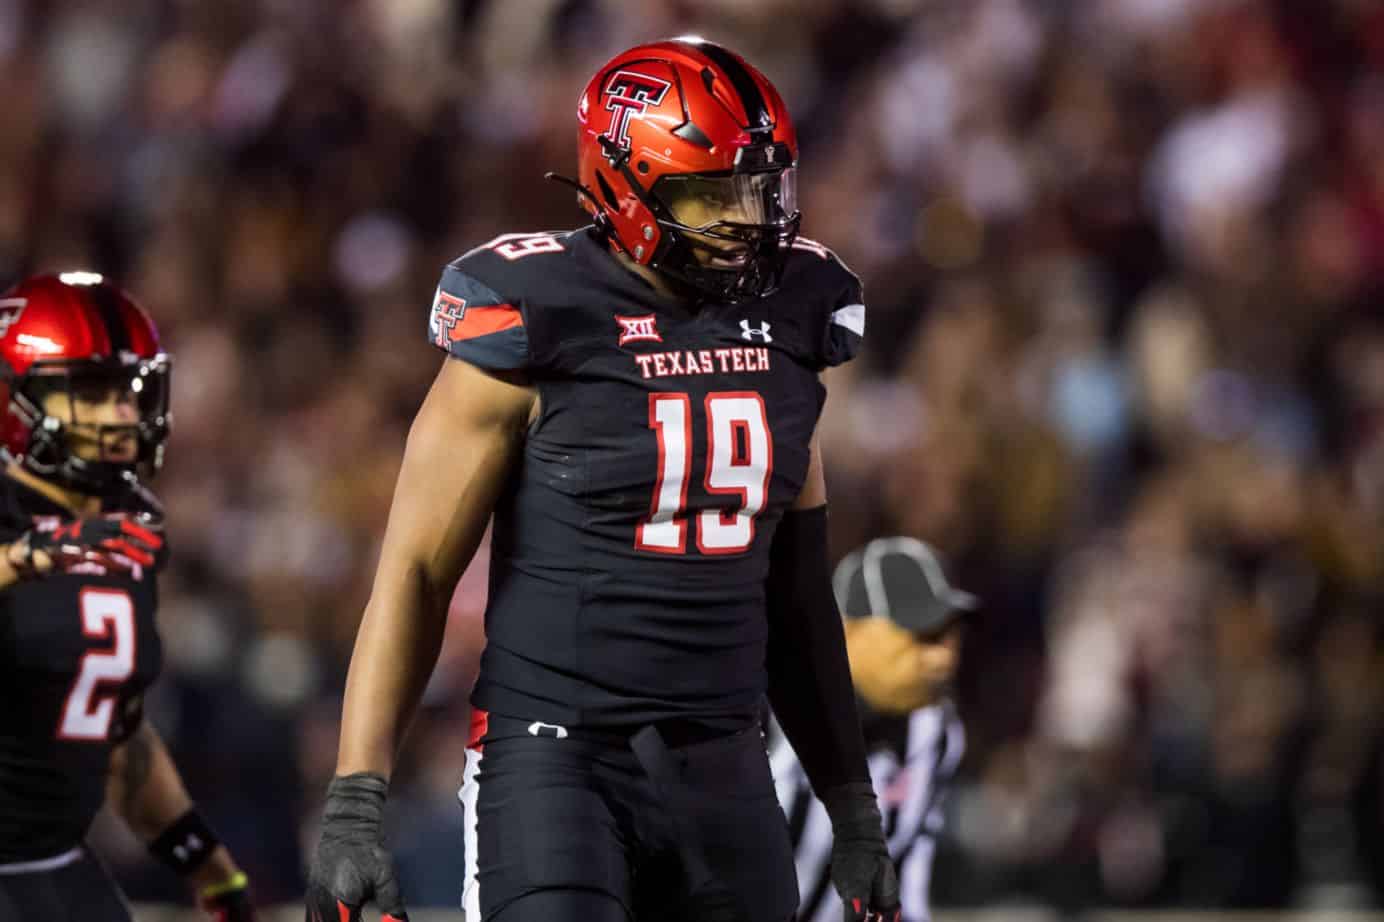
[544,171,633,257]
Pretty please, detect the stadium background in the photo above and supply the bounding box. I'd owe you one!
[2,0,1382,915]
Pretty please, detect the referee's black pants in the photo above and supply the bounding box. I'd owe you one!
[462,714,800,922]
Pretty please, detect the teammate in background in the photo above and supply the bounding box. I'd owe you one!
[308,38,895,922]
[771,537,973,922]
[0,274,255,921]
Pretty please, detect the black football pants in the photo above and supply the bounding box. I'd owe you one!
[0,848,130,922]
[462,714,800,922]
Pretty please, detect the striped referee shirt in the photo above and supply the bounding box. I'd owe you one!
[768,700,965,922]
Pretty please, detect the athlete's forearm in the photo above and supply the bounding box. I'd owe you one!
[106,722,242,888]
[765,434,870,792]
[336,359,534,778]
[336,572,455,778]
[107,722,186,838]
[765,505,871,794]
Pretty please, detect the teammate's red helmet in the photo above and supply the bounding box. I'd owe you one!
[575,38,801,301]
[0,272,171,496]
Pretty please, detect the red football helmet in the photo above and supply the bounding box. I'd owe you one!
[0,272,171,496]
[572,37,800,301]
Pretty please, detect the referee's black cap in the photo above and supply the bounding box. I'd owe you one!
[832,536,978,636]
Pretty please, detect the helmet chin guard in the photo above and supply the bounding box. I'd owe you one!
[644,211,801,302]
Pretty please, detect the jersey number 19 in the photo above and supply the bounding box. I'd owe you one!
[637,391,772,556]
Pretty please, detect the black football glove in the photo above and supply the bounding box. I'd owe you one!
[200,872,257,922]
[822,782,900,922]
[10,513,163,577]
[306,773,408,922]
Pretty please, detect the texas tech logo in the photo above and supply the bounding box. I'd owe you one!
[603,70,672,149]
[431,289,466,347]
[0,297,25,337]
[616,314,662,346]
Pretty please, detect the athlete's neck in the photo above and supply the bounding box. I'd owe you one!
[5,462,102,517]
[613,252,697,305]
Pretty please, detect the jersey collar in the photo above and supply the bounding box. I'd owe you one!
[576,227,723,320]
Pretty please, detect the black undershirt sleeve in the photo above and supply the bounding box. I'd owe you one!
[764,504,870,794]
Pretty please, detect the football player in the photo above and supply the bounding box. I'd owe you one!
[772,537,973,922]
[307,39,892,922]
[0,273,255,921]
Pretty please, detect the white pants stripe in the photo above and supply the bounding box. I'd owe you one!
[458,747,484,920]
[0,846,84,875]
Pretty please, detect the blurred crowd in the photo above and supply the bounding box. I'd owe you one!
[2,0,1382,911]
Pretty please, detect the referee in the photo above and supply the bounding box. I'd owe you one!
[769,537,974,922]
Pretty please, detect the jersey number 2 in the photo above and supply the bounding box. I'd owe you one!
[57,589,136,741]
[637,392,773,555]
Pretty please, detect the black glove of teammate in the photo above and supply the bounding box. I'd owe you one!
[9,514,163,577]
[200,873,257,922]
[822,782,901,922]
[306,773,409,922]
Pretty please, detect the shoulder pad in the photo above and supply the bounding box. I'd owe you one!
[785,237,865,368]
[428,231,576,372]
[454,230,583,301]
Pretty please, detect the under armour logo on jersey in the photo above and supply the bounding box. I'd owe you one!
[528,721,569,739]
[616,313,663,346]
[740,319,773,343]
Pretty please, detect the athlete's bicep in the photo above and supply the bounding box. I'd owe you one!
[372,356,536,599]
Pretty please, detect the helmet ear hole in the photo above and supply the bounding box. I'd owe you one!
[596,171,620,211]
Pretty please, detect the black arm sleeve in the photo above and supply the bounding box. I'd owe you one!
[764,504,870,794]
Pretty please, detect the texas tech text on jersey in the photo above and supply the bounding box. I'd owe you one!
[632,345,771,379]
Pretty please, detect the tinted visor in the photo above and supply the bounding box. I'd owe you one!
[653,167,798,231]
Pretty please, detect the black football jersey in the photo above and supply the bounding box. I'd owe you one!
[0,476,164,862]
[428,228,864,727]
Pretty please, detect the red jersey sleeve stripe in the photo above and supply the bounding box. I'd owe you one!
[448,304,523,343]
